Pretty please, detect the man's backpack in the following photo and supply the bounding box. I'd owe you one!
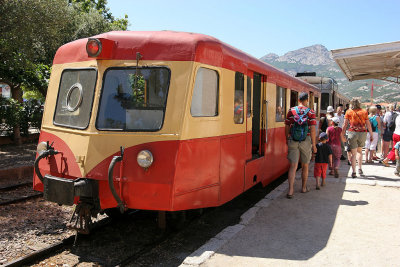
[388,112,398,132]
[369,115,377,132]
[290,106,310,142]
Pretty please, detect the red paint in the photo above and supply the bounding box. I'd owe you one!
[53,31,319,95]
[34,127,290,211]
[33,131,82,191]
[219,135,246,203]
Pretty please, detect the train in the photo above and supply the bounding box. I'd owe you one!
[33,31,321,233]
[296,73,350,115]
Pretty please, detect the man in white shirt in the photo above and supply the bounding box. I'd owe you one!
[334,106,345,128]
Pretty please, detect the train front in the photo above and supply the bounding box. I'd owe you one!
[33,32,190,233]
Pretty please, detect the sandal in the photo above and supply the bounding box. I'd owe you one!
[358,169,363,175]
[351,172,357,178]
[316,185,320,190]
[382,160,390,167]
[300,187,310,193]
[334,169,339,178]
[286,194,293,199]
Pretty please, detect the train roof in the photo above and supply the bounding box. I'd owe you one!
[54,31,318,92]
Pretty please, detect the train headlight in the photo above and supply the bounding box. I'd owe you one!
[36,141,48,155]
[137,150,153,169]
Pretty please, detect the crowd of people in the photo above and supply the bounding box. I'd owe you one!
[284,92,400,198]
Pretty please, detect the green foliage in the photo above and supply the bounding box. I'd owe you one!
[129,74,146,106]
[0,0,129,100]
[0,97,43,136]
[22,90,46,103]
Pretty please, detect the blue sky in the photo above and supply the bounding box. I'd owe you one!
[107,0,400,58]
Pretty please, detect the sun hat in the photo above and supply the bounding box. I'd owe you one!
[319,132,328,140]
[331,117,340,124]
[327,106,334,113]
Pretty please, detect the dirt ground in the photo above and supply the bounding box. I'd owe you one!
[0,142,36,170]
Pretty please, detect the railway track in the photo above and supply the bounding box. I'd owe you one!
[4,216,113,267]
[5,235,75,267]
[3,210,183,267]
[0,182,43,206]
[2,174,288,266]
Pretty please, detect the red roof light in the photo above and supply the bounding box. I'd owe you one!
[86,38,102,57]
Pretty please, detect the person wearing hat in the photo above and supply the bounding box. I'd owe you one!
[327,116,346,177]
[319,105,334,133]
[285,91,317,198]
[341,98,373,178]
[314,132,333,189]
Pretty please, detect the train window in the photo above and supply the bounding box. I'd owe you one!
[190,68,219,117]
[234,72,244,124]
[96,67,170,131]
[321,93,330,111]
[276,86,286,122]
[54,68,97,129]
[247,76,252,118]
[314,96,319,116]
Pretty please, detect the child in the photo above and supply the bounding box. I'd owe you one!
[314,132,333,189]
[394,141,400,176]
[327,117,346,178]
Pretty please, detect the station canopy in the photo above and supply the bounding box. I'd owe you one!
[331,41,400,84]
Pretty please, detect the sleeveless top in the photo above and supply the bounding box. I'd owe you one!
[369,115,378,133]
[327,126,342,146]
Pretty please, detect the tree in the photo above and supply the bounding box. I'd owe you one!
[0,0,128,100]
[0,0,128,144]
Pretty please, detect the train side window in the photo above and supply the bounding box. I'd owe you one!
[321,93,330,111]
[290,90,298,108]
[276,86,286,122]
[246,76,252,118]
[234,72,244,124]
[314,96,319,116]
[191,67,219,117]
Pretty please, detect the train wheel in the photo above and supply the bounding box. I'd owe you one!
[168,211,187,230]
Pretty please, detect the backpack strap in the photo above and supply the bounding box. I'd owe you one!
[294,106,310,119]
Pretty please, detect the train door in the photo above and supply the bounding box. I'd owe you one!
[252,73,263,157]
[246,75,253,158]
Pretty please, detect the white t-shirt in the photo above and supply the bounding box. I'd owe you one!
[383,111,392,126]
[394,112,400,135]
[334,113,344,128]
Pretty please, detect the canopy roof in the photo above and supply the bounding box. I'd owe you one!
[331,41,400,84]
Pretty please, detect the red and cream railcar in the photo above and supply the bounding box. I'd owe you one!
[33,31,320,230]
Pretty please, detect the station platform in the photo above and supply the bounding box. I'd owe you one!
[181,156,400,266]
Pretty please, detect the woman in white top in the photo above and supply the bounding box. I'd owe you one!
[365,106,382,163]
[382,107,400,166]
[382,104,394,159]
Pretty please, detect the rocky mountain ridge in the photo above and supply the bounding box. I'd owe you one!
[260,44,399,104]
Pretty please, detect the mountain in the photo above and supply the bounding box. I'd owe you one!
[260,45,400,104]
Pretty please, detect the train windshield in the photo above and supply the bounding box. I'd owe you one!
[321,93,330,111]
[54,69,97,129]
[96,67,170,131]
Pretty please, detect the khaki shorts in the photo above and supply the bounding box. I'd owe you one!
[347,131,367,150]
[287,136,312,164]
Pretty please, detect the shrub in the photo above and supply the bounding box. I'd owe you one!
[0,96,43,137]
